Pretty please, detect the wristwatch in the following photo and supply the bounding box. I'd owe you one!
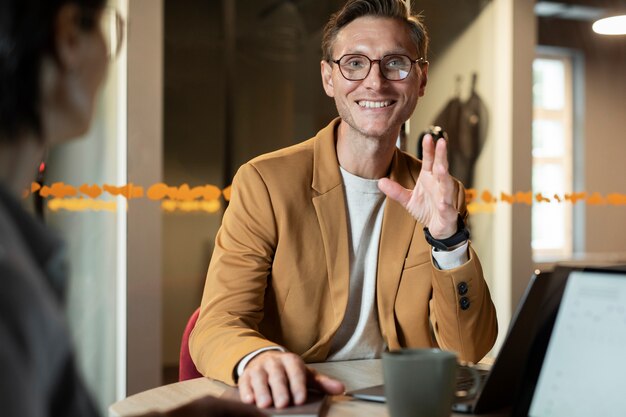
[423,214,470,251]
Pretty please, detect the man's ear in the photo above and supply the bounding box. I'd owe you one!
[320,60,335,98]
[54,3,84,70]
[418,62,429,97]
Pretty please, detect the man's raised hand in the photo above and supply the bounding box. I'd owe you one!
[378,134,458,238]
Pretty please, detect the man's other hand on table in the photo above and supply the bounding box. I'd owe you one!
[238,351,345,409]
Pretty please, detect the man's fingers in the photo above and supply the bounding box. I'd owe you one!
[240,351,309,408]
[421,134,435,172]
[378,178,411,208]
[240,352,343,410]
[433,137,449,177]
[431,138,455,207]
[238,376,255,405]
[284,355,308,405]
[266,363,291,409]
[249,369,273,408]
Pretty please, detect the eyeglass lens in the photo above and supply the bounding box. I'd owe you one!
[338,54,414,81]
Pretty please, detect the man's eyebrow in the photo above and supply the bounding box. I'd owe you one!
[384,48,413,55]
[341,48,413,57]
[340,48,369,56]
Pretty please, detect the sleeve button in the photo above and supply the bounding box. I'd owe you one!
[460,296,470,310]
[457,281,468,295]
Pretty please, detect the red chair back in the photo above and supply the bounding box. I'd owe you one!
[179,307,203,381]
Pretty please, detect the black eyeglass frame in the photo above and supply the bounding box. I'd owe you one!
[331,54,428,81]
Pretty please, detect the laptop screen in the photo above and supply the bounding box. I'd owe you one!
[528,270,626,417]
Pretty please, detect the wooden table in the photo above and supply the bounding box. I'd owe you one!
[109,359,505,417]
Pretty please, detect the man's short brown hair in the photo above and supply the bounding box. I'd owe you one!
[321,0,429,62]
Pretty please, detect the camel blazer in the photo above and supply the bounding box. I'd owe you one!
[190,119,498,385]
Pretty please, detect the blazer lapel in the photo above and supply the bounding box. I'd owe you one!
[307,119,350,357]
[377,149,418,350]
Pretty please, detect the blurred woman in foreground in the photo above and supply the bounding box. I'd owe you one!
[0,1,264,416]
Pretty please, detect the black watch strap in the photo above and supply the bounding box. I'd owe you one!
[423,214,470,251]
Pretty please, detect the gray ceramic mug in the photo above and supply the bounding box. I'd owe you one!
[382,348,480,417]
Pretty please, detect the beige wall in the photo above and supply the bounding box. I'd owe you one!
[127,0,164,395]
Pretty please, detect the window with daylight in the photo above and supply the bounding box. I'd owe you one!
[532,52,574,260]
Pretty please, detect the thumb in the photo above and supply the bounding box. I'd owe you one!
[314,373,345,395]
[378,178,411,208]
[307,368,345,395]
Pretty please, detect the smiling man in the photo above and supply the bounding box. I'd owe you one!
[190,0,498,410]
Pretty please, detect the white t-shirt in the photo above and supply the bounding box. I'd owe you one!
[327,167,387,360]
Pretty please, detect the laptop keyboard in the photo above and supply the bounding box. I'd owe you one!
[456,368,489,398]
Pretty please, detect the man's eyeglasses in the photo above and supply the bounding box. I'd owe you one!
[331,54,427,81]
[100,7,125,60]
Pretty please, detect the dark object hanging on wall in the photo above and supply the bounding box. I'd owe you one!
[427,73,489,188]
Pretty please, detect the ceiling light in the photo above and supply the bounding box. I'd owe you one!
[534,2,604,21]
[593,14,626,35]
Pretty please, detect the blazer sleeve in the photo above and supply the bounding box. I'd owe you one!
[189,163,283,385]
[428,181,498,362]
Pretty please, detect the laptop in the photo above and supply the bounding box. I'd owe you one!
[512,267,626,417]
[347,267,573,414]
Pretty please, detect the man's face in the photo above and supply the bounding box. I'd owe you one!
[321,16,428,140]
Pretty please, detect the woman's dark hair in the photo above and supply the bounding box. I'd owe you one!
[0,0,106,142]
[322,0,429,63]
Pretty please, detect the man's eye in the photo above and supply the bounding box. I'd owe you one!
[385,57,405,68]
[344,58,366,68]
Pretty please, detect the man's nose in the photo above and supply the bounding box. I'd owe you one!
[363,61,386,88]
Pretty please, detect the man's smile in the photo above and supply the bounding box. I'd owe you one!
[356,100,396,108]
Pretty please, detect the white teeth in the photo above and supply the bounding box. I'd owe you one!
[358,100,391,108]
